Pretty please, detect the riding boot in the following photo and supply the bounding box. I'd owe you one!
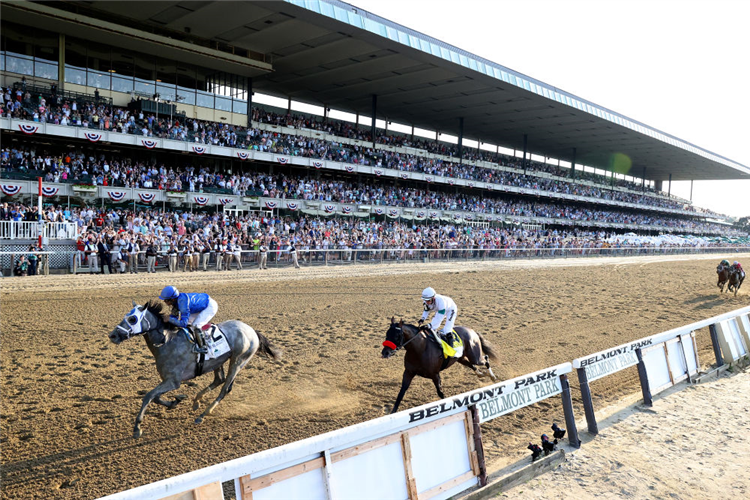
[191,326,208,354]
[432,330,443,346]
[442,331,455,348]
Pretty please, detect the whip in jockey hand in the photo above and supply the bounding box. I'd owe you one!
[158,286,218,354]
[418,287,458,349]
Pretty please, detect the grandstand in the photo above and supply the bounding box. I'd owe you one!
[1,0,749,267]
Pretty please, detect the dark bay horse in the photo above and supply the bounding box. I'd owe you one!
[717,264,731,293]
[109,300,282,438]
[727,268,745,296]
[381,318,499,413]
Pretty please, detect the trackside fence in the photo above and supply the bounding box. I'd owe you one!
[573,306,750,435]
[99,363,578,500]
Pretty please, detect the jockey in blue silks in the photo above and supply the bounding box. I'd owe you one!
[159,286,218,354]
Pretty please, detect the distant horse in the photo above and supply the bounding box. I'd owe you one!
[109,300,282,438]
[727,268,745,297]
[717,264,731,293]
[381,317,499,413]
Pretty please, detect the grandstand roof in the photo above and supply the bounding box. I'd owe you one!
[19,0,750,181]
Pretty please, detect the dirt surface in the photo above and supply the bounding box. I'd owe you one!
[2,253,748,499]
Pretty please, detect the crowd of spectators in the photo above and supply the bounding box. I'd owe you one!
[2,85,716,217]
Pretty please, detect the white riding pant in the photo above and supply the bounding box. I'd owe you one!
[188,298,218,329]
[440,307,457,335]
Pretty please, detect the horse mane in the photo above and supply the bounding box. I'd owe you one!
[144,299,171,324]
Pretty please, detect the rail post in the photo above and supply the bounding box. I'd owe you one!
[469,406,488,487]
[576,366,598,435]
[708,323,724,367]
[635,348,653,407]
[559,374,581,448]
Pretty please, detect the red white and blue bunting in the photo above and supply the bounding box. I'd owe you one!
[425,176,433,183]
[341,206,352,215]
[141,139,158,149]
[429,211,440,219]
[448,179,455,185]
[323,204,336,214]
[388,209,399,218]
[374,208,385,215]
[276,157,289,164]
[265,201,278,209]
[453,213,462,221]
[237,151,250,160]
[400,173,409,180]
[467,182,475,188]
[345,165,354,173]
[465,214,473,221]
[486,184,494,190]
[85,132,103,142]
[286,202,299,211]
[312,161,323,169]
[107,191,127,202]
[18,124,39,135]
[416,211,426,219]
[193,196,209,206]
[192,146,206,155]
[374,169,383,177]
[139,193,156,203]
[1,184,22,196]
[41,186,59,197]
[218,198,234,206]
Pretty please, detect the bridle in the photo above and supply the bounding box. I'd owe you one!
[115,309,159,340]
[384,324,422,352]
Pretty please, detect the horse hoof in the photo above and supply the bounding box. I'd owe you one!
[195,416,204,424]
[192,402,200,411]
[133,428,142,439]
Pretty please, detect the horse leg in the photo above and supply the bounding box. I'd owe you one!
[431,374,445,400]
[195,354,252,424]
[483,354,498,381]
[192,367,226,411]
[391,371,416,414]
[457,358,485,377]
[154,394,186,409]
[134,378,180,438]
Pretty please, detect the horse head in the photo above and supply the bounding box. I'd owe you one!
[381,317,405,359]
[109,300,168,344]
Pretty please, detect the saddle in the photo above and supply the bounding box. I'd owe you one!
[426,329,464,359]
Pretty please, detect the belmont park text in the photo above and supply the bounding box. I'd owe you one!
[409,369,560,423]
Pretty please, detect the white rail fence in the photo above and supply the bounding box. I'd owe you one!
[0,220,77,240]
[573,306,750,434]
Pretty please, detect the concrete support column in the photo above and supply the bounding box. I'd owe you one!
[654,180,663,192]
[522,134,528,173]
[458,117,464,163]
[371,94,377,147]
[58,33,65,90]
[570,147,577,178]
[642,166,646,192]
[690,179,694,201]
[246,77,253,128]
[668,173,672,197]
[287,97,292,114]
[411,125,414,142]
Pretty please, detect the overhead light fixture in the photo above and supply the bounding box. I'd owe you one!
[156,79,162,82]
[108,69,117,73]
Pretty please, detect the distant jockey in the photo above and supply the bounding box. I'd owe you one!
[158,286,217,354]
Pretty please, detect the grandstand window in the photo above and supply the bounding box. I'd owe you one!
[156,58,177,86]
[397,30,410,46]
[134,78,155,96]
[318,1,334,17]
[156,84,176,101]
[363,18,383,35]
[347,11,364,29]
[233,99,247,115]
[2,22,33,58]
[87,70,110,90]
[215,96,232,112]
[459,54,469,67]
[0,52,4,71]
[5,54,32,76]
[449,51,460,65]
[468,59,478,71]
[176,86,195,106]
[111,48,135,77]
[112,76,134,94]
[196,91,214,109]
[408,34,421,49]
[33,28,58,64]
[386,26,399,42]
[65,66,86,85]
[333,5,348,23]
[176,65,196,91]
[34,60,58,80]
[430,42,441,57]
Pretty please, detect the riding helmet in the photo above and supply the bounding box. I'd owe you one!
[421,287,436,301]
[159,285,179,300]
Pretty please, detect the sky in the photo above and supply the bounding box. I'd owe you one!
[339,0,749,218]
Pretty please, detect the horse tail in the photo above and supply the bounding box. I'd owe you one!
[476,331,499,361]
[256,331,283,361]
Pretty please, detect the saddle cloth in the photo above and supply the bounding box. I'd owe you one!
[428,329,464,359]
[182,324,231,360]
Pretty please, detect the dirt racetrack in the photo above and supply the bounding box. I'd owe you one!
[2,253,749,499]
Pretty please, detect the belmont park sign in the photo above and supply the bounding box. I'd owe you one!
[574,338,654,382]
[407,362,572,424]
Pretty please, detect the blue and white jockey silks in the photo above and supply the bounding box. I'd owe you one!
[169,293,218,330]
[421,293,458,335]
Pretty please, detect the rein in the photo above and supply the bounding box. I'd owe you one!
[385,325,423,352]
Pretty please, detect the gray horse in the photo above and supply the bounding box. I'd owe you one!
[109,300,282,438]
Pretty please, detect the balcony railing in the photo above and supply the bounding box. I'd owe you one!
[0,221,78,240]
